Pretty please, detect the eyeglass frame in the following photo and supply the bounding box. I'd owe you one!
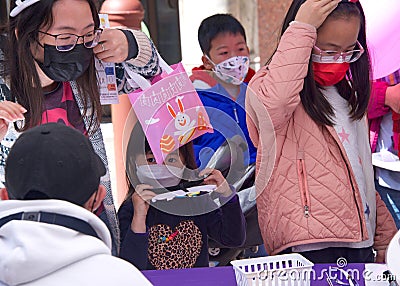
[38,28,103,52]
[312,40,365,63]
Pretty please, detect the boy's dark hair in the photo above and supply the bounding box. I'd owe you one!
[198,14,246,56]
[273,0,370,126]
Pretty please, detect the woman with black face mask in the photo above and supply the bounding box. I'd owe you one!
[0,0,160,255]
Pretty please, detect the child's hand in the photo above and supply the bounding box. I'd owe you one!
[0,101,26,141]
[295,0,341,29]
[199,168,233,198]
[131,184,156,233]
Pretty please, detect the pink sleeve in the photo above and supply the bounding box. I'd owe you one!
[368,81,390,119]
[247,22,316,130]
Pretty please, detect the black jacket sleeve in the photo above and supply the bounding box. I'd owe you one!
[206,194,246,247]
[117,200,149,270]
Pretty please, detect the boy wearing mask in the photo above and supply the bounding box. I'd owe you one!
[190,14,257,169]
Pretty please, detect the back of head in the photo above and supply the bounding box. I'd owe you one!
[198,13,246,56]
[5,123,106,206]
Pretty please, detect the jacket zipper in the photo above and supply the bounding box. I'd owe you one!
[297,158,310,218]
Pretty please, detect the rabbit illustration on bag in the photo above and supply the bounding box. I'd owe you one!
[166,96,197,144]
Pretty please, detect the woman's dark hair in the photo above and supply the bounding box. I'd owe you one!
[0,0,102,134]
[124,122,198,202]
[270,0,370,126]
[198,13,247,56]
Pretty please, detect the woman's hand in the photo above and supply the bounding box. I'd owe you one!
[0,101,26,141]
[295,0,341,29]
[93,28,129,63]
[131,184,156,233]
[384,83,400,113]
[199,168,232,198]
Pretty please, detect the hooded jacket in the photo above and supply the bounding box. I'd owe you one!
[0,200,152,286]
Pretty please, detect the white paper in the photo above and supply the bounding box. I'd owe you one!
[151,185,216,202]
[96,14,119,105]
[372,151,400,172]
[364,264,390,286]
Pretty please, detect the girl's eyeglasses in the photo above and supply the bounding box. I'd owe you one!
[312,41,365,63]
[38,28,103,52]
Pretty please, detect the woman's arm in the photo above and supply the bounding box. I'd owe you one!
[115,29,160,94]
[92,28,160,95]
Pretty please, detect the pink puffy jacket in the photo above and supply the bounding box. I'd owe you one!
[246,22,397,256]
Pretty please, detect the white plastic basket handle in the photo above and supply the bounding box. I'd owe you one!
[124,51,174,90]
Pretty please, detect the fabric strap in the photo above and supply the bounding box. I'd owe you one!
[0,211,100,239]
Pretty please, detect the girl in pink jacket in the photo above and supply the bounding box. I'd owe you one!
[246,0,397,264]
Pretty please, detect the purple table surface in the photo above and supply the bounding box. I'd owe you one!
[142,264,367,286]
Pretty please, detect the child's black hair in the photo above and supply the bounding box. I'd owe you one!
[124,122,198,202]
[274,0,370,126]
[198,14,246,56]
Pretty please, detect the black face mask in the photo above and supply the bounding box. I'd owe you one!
[37,44,93,82]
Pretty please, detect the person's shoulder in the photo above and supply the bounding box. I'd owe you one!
[98,256,153,285]
[53,254,153,285]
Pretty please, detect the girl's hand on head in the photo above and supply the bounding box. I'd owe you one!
[131,184,156,233]
[199,168,233,198]
[0,101,26,141]
[93,28,129,63]
[295,0,341,29]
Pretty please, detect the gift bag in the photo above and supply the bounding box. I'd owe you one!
[125,54,213,164]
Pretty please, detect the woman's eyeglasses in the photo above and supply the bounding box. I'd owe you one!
[38,28,103,52]
[312,41,365,63]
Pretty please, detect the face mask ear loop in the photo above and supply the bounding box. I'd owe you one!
[204,54,216,69]
[90,189,100,213]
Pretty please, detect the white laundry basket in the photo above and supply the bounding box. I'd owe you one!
[231,253,314,286]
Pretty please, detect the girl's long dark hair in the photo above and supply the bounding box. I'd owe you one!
[0,0,102,134]
[124,122,198,203]
[270,0,370,126]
